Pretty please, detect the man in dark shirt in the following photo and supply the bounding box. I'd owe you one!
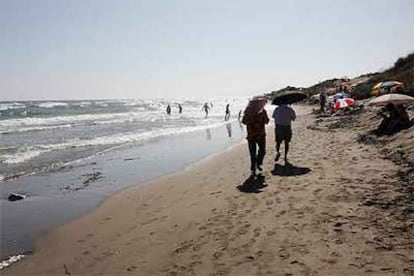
[242,97,269,175]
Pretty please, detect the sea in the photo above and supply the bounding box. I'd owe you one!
[0,97,256,263]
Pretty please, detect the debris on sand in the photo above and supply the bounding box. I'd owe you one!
[82,172,103,186]
[61,171,104,192]
[7,193,26,202]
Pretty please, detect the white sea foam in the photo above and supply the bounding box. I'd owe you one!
[0,120,236,164]
[0,254,25,270]
[2,149,44,164]
[0,102,25,111]
[0,124,72,135]
[79,101,92,106]
[0,111,139,128]
[37,102,68,108]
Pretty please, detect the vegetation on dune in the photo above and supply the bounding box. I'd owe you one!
[303,78,350,96]
[268,52,414,100]
[269,86,303,98]
[350,52,414,99]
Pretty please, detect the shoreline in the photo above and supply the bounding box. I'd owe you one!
[0,119,246,260]
[4,105,414,275]
[3,127,253,273]
[0,126,248,267]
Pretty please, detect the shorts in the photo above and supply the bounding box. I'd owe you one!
[275,125,292,144]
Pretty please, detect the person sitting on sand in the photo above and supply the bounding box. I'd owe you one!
[242,97,269,175]
[377,103,411,135]
[272,102,296,163]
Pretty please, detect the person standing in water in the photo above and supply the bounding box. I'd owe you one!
[242,96,269,175]
[202,102,210,118]
[166,104,171,115]
[225,104,230,121]
[272,102,296,163]
[178,104,182,114]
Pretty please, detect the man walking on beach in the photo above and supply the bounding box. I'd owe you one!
[273,103,296,163]
[242,97,269,175]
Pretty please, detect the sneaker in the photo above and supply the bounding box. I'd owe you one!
[274,152,281,162]
[257,166,263,172]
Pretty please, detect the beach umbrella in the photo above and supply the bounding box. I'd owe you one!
[371,82,382,96]
[334,98,355,110]
[272,91,306,105]
[244,96,267,115]
[369,93,414,106]
[371,81,403,96]
[333,92,349,99]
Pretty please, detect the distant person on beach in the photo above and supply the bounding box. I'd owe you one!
[272,102,296,163]
[225,104,230,121]
[238,110,242,121]
[343,86,349,93]
[166,105,171,115]
[202,102,210,118]
[178,104,182,114]
[242,96,269,175]
[319,89,327,113]
[376,103,411,135]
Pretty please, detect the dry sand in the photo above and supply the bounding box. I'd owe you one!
[4,106,414,276]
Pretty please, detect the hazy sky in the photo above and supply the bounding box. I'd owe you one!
[1,0,413,100]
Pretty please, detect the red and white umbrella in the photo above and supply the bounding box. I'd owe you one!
[334,98,355,110]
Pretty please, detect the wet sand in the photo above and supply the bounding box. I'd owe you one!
[4,106,414,275]
[1,120,245,259]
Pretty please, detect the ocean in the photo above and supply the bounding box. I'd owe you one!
[0,97,254,260]
[0,98,250,181]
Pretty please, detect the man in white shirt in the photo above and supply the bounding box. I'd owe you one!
[272,104,296,163]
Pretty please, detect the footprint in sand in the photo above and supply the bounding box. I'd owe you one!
[313,188,323,195]
[266,230,277,236]
[126,265,137,272]
[253,227,261,237]
[279,248,290,259]
[213,251,224,259]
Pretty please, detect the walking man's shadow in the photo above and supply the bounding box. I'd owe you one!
[271,162,311,177]
[237,175,267,193]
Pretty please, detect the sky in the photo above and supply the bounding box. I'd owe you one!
[1,0,413,100]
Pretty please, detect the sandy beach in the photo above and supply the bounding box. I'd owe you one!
[4,105,413,276]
